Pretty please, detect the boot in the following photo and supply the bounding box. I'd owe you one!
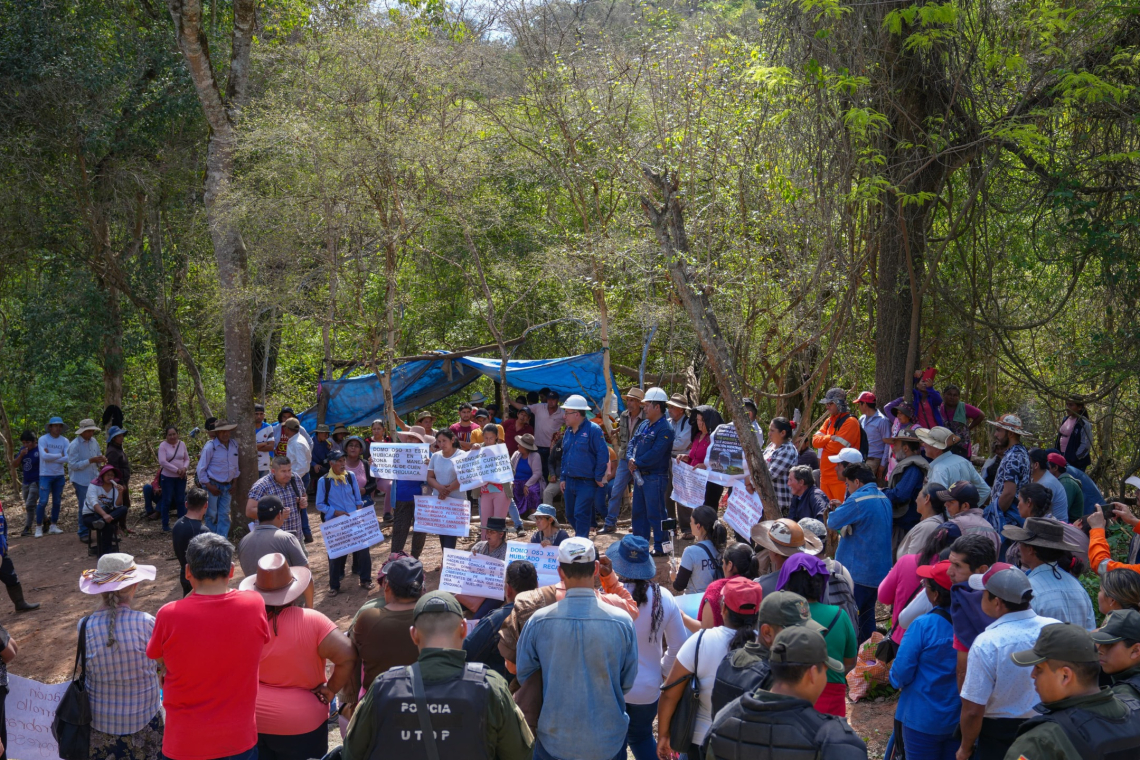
[7,582,41,612]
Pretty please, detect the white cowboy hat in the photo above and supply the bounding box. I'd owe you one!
[915,426,961,451]
[986,413,1033,438]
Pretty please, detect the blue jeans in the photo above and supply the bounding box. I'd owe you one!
[853,583,878,643]
[36,474,65,526]
[206,480,232,537]
[143,483,158,515]
[508,499,523,532]
[605,457,632,527]
[73,483,89,536]
[563,478,598,537]
[534,739,626,760]
[300,474,313,538]
[593,480,613,529]
[626,701,659,760]
[902,726,958,760]
[160,475,187,529]
[632,472,669,552]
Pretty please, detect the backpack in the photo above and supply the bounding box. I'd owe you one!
[822,560,859,634]
[319,472,358,522]
[836,413,869,460]
[711,643,772,718]
[696,542,725,582]
[1015,695,1140,760]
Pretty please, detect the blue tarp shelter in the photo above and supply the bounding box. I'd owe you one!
[296,352,622,429]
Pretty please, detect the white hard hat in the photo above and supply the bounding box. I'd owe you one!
[643,387,669,402]
[561,394,591,411]
[827,447,864,465]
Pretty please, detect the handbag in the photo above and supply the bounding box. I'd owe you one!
[662,629,704,752]
[53,616,92,759]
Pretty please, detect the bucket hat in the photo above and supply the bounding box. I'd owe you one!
[106,425,128,444]
[1001,517,1082,553]
[80,553,157,594]
[605,535,656,580]
[915,426,961,451]
[75,419,101,435]
[46,416,69,430]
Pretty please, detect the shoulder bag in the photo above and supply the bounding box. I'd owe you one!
[53,616,92,759]
[662,629,705,752]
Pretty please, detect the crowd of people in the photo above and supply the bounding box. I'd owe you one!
[1,377,1138,760]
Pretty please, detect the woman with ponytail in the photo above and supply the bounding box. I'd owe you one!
[764,417,799,514]
[607,535,690,760]
[673,505,728,594]
[698,542,757,628]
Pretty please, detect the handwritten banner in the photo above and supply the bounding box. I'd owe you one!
[706,423,750,485]
[370,443,430,481]
[723,486,765,538]
[320,507,385,559]
[413,495,471,537]
[506,540,561,587]
[439,548,507,600]
[5,674,68,759]
[670,459,709,508]
[453,444,514,492]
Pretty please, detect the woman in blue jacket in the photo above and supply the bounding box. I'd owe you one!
[889,559,959,760]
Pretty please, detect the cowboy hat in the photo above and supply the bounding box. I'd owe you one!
[751,518,824,557]
[516,433,538,451]
[666,393,690,411]
[332,424,349,436]
[1001,517,1081,553]
[398,425,429,443]
[80,553,157,595]
[313,423,330,434]
[915,426,961,451]
[883,427,923,445]
[622,387,646,401]
[416,409,435,422]
[485,517,508,533]
[239,553,312,606]
[75,418,101,435]
[987,413,1033,438]
[212,419,238,432]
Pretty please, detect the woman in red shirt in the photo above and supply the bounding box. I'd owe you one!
[681,406,726,509]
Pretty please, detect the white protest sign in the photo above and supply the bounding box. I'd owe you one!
[320,507,385,559]
[370,443,430,481]
[4,674,67,759]
[670,459,709,508]
[723,486,765,538]
[453,444,514,492]
[506,540,560,587]
[706,423,750,486]
[413,495,471,537]
[439,548,506,600]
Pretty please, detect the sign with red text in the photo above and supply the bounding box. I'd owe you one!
[723,486,765,538]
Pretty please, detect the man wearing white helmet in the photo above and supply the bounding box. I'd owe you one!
[558,395,610,538]
[628,387,675,555]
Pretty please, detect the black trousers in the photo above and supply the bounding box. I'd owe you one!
[391,499,426,557]
[330,548,372,590]
[975,717,1024,760]
[0,555,18,587]
[83,506,129,554]
[257,723,328,760]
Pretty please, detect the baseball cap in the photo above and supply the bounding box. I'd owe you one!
[381,555,424,597]
[1090,609,1140,645]
[1046,452,1068,469]
[758,591,825,633]
[257,495,285,522]
[769,627,844,672]
[916,560,953,590]
[968,562,1033,604]
[855,391,876,405]
[327,449,346,462]
[558,537,596,564]
[827,447,864,465]
[1011,623,1098,666]
[722,576,762,615]
[948,481,980,508]
[282,418,300,431]
[474,408,489,419]
[413,590,464,621]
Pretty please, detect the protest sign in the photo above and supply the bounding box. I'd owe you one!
[413,495,471,537]
[4,674,67,759]
[439,548,506,600]
[723,486,765,538]
[453,444,514,492]
[705,423,750,485]
[320,507,385,559]
[370,443,430,481]
[670,459,709,508]
[506,540,560,586]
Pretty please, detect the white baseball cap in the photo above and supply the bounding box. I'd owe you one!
[560,394,591,411]
[827,447,864,465]
[558,537,597,564]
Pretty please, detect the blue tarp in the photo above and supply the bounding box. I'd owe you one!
[296,352,622,429]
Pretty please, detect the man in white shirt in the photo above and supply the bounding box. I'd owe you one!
[36,416,72,537]
[254,403,275,477]
[511,390,565,480]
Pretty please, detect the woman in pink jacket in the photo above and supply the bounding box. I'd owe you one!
[156,426,189,531]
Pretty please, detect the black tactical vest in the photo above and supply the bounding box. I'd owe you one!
[711,646,772,718]
[1016,694,1140,760]
[369,662,491,760]
[707,691,869,760]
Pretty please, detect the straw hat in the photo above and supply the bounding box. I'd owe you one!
[883,427,922,445]
[332,424,349,437]
[915,426,961,451]
[80,553,156,595]
[666,393,690,411]
[75,419,101,435]
[212,419,238,432]
[623,387,646,402]
[987,413,1033,438]
[516,433,538,451]
[416,410,435,422]
[238,553,312,606]
[399,425,430,443]
[751,518,824,557]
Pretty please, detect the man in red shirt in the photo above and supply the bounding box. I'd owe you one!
[147,532,269,760]
[450,402,478,451]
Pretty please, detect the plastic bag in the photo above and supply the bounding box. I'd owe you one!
[846,631,892,702]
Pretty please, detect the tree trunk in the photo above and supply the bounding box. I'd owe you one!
[101,281,125,409]
[154,321,180,430]
[641,171,781,521]
[594,266,616,429]
[318,223,337,425]
[381,240,400,434]
[873,200,918,403]
[0,387,20,490]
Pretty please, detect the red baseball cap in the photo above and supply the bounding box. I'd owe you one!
[916,560,953,590]
[855,391,877,404]
[1046,452,1068,469]
[722,576,762,614]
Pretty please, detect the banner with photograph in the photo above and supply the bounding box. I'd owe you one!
[705,423,750,485]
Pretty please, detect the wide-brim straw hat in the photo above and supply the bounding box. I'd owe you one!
[239,552,312,606]
[666,393,690,411]
[75,418,101,435]
[623,387,646,402]
[516,433,538,451]
[752,518,824,557]
[915,426,961,451]
[80,553,156,594]
[398,425,429,443]
[883,427,923,445]
[213,419,238,431]
[987,413,1033,438]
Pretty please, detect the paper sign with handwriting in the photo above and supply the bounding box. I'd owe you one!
[506,540,560,587]
[320,507,385,559]
[370,443,430,481]
[413,495,471,537]
[453,444,514,491]
[5,674,68,759]
[723,486,765,538]
[439,548,506,600]
[671,459,710,508]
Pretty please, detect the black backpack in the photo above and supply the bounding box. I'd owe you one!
[1016,694,1140,760]
[836,413,869,460]
[696,543,725,582]
[711,644,772,718]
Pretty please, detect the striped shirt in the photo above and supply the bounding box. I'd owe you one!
[247,473,306,541]
[764,442,799,515]
[83,608,162,735]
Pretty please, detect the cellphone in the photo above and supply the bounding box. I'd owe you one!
[1099,503,1116,523]
[660,518,677,533]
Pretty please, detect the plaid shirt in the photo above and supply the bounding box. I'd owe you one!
[764,442,799,515]
[247,473,306,541]
[1027,563,1096,630]
[84,608,162,735]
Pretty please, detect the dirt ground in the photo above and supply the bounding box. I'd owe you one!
[0,472,895,758]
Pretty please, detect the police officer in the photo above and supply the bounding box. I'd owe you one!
[1005,622,1140,760]
[342,590,534,760]
[557,394,609,538]
[1093,609,1140,701]
[628,387,674,556]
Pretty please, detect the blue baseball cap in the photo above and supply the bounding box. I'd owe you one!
[47,416,67,429]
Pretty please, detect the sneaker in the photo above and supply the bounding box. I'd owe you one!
[92,520,106,530]
[328,588,339,597]
[599,525,617,535]
[48,524,63,535]
[360,579,375,590]
[34,526,43,538]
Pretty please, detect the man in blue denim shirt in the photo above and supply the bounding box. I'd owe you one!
[558,395,609,538]
[826,463,893,642]
[628,387,674,554]
[516,537,636,760]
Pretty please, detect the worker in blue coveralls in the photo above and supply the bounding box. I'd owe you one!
[558,394,610,538]
[629,387,675,555]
